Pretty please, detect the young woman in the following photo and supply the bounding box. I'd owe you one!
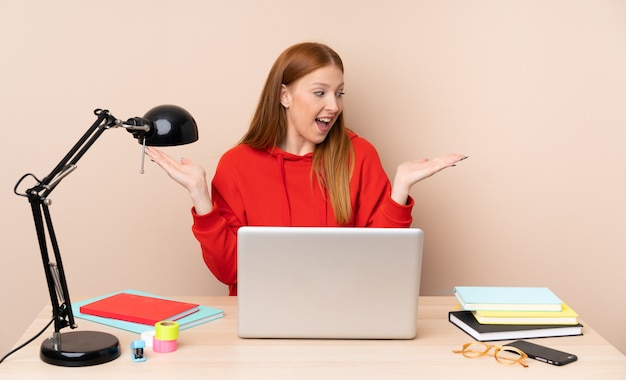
[146,42,466,295]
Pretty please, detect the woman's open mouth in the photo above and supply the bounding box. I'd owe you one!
[316,117,332,132]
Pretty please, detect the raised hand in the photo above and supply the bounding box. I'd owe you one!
[145,147,213,215]
[391,154,467,205]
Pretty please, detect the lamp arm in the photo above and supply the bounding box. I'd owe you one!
[35,109,117,198]
[28,198,74,333]
[22,108,122,335]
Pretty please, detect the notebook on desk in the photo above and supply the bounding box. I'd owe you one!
[237,227,424,339]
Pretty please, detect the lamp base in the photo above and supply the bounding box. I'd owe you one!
[40,331,120,367]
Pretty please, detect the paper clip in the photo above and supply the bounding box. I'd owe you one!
[130,340,147,362]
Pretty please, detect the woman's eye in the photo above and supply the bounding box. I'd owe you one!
[336,91,345,98]
[314,91,325,97]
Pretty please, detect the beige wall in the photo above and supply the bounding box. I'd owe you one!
[1,0,625,357]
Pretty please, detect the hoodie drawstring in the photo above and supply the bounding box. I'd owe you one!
[277,154,293,226]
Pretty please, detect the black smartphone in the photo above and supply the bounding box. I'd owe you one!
[505,340,577,366]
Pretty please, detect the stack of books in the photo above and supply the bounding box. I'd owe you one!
[73,289,224,333]
[448,286,583,341]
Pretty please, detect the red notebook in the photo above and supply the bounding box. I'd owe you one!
[79,292,200,326]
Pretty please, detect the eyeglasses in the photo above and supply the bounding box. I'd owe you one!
[453,342,529,368]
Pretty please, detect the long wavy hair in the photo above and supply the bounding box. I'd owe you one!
[240,42,355,224]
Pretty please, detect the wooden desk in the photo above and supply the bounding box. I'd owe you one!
[1,296,625,379]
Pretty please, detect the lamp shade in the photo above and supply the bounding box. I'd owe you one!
[141,105,199,146]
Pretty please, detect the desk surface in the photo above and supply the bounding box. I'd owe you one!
[2,296,625,379]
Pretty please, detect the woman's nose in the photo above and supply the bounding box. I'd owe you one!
[326,96,340,112]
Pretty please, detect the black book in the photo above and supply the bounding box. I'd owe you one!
[448,310,583,342]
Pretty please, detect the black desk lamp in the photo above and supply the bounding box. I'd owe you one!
[13,105,198,366]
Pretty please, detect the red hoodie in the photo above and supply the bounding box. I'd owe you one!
[191,132,414,295]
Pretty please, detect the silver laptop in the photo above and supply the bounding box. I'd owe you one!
[237,227,423,339]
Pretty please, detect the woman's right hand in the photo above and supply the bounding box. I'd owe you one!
[145,146,213,215]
